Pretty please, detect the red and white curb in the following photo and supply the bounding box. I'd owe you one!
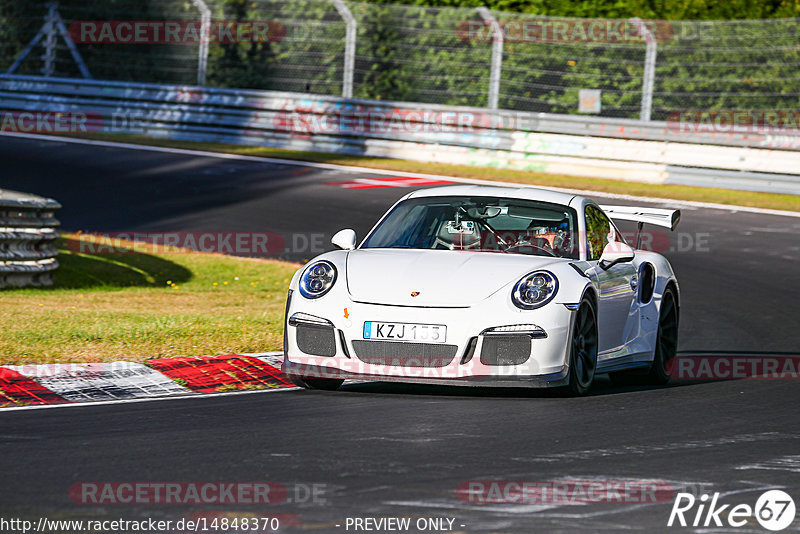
[324,176,454,189]
[0,352,294,408]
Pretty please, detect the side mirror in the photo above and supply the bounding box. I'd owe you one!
[331,229,357,250]
[599,242,635,269]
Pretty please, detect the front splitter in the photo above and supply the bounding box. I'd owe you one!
[282,361,569,388]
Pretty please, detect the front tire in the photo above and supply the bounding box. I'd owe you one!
[565,297,598,396]
[289,376,344,391]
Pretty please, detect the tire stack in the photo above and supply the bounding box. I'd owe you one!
[0,188,60,288]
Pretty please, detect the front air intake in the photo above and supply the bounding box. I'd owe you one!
[352,341,458,367]
[479,335,531,366]
[296,324,337,357]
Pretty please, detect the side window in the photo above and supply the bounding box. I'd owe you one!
[585,205,612,260]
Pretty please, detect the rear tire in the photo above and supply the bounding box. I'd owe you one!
[289,376,344,391]
[609,288,679,386]
[565,297,598,396]
[645,288,679,384]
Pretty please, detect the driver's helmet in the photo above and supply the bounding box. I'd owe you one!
[523,220,555,252]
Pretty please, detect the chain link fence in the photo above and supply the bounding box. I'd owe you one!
[1,0,799,120]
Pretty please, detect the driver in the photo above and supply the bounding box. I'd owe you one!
[515,220,556,254]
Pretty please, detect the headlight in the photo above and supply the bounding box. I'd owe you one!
[511,271,558,310]
[299,260,337,299]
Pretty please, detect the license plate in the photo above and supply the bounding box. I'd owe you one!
[363,321,446,343]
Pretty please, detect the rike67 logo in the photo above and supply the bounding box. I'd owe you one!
[668,490,796,531]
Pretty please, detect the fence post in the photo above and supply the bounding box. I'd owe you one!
[477,7,502,110]
[631,17,656,121]
[190,0,210,85]
[331,0,356,98]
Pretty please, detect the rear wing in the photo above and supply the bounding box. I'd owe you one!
[599,205,681,231]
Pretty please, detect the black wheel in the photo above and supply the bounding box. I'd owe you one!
[289,376,344,391]
[609,288,679,386]
[566,297,598,396]
[645,288,679,384]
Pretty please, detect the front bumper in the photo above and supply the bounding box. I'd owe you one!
[283,361,569,388]
[283,293,575,388]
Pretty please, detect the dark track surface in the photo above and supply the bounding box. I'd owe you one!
[2,135,799,532]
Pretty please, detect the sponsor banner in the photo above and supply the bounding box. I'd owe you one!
[68,21,286,44]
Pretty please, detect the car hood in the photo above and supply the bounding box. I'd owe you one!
[346,248,563,307]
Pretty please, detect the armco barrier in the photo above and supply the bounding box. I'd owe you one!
[1,74,799,194]
[0,188,60,288]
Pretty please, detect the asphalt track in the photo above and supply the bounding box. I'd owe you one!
[1,135,800,532]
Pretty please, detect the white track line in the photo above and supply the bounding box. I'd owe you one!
[0,385,299,413]
[3,131,799,219]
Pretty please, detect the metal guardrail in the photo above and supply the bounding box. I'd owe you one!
[1,74,799,195]
[0,189,60,288]
[5,2,800,120]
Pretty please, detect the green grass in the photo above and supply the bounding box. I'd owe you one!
[64,132,800,213]
[0,234,299,365]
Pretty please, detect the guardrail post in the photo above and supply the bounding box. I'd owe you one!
[477,7,503,110]
[631,17,656,121]
[331,0,356,98]
[191,0,211,86]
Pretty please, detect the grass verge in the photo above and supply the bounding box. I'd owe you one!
[59,132,800,213]
[0,234,299,365]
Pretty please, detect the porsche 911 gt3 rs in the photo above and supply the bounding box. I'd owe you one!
[282,185,680,395]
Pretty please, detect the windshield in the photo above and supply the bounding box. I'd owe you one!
[361,196,579,259]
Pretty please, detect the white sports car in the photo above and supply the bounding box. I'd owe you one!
[282,185,680,395]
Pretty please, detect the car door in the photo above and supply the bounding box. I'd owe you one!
[584,204,637,354]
